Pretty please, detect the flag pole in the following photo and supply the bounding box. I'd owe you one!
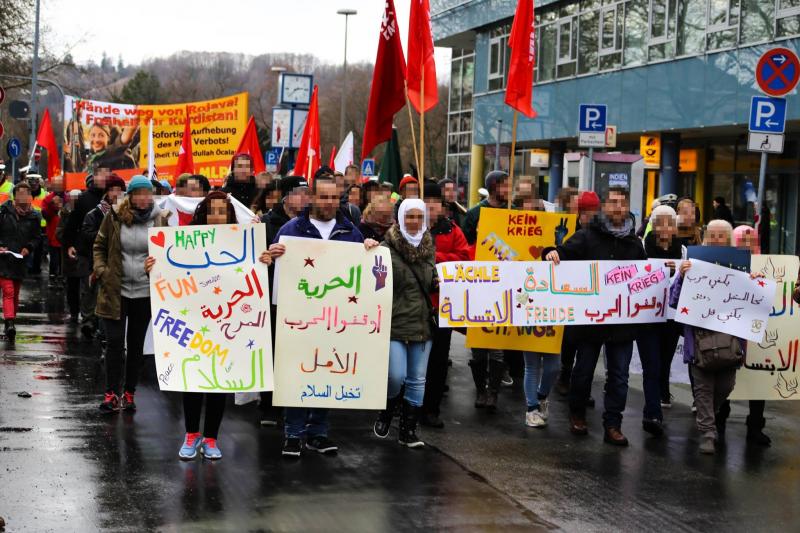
[419,70,425,200]
[306,154,313,184]
[508,110,518,209]
[404,84,421,176]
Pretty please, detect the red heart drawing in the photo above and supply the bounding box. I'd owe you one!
[645,264,652,273]
[529,246,544,259]
[150,231,166,248]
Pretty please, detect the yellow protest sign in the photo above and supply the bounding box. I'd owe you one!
[466,208,576,353]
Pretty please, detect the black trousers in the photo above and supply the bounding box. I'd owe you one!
[422,327,453,416]
[103,297,151,395]
[66,277,81,316]
[559,327,579,384]
[183,393,227,439]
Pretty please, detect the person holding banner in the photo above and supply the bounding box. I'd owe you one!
[546,187,646,446]
[636,205,682,436]
[419,182,469,428]
[671,220,763,454]
[373,198,436,448]
[94,176,170,413]
[144,191,274,460]
[269,175,379,458]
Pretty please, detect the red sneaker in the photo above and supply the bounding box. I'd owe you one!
[99,392,120,413]
[121,391,136,412]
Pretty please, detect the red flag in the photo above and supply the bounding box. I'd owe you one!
[407,0,438,113]
[35,108,60,178]
[362,0,407,159]
[293,86,321,180]
[235,117,266,173]
[175,107,195,176]
[504,0,537,118]
[328,145,337,169]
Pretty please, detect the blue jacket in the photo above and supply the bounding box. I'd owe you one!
[275,207,364,243]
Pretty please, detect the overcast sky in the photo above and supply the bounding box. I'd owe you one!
[43,0,451,80]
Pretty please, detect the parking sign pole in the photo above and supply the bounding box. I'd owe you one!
[588,147,595,191]
[756,151,768,237]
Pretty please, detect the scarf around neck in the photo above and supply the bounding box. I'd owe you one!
[599,213,633,239]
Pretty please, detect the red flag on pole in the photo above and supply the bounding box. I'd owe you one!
[175,107,195,176]
[504,0,537,118]
[293,86,321,181]
[361,0,407,159]
[35,108,60,178]
[235,117,266,173]
[406,0,438,113]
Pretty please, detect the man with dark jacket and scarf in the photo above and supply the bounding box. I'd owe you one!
[0,182,42,342]
[63,166,109,338]
[546,186,646,446]
[268,175,378,458]
[222,153,258,207]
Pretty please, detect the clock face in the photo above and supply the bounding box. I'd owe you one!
[281,75,312,105]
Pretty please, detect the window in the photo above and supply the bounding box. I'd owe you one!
[624,0,649,65]
[677,0,707,55]
[648,0,677,59]
[740,1,773,44]
[599,2,624,69]
[557,16,578,77]
[579,10,600,74]
[487,25,510,91]
[706,0,739,50]
[538,22,557,81]
[777,0,800,37]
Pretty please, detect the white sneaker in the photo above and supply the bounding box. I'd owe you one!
[525,409,547,428]
[539,399,550,420]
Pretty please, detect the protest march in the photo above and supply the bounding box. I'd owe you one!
[3,0,800,531]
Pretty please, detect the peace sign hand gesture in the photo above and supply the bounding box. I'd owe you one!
[372,255,388,290]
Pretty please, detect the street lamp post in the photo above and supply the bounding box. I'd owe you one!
[28,0,41,162]
[337,8,357,146]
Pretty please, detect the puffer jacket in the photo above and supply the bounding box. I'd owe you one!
[382,224,437,342]
[93,199,170,320]
[0,201,41,279]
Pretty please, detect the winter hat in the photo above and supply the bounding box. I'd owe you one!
[423,180,441,199]
[127,175,153,194]
[399,175,418,191]
[158,179,173,194]
[484,170,508,193]
[577,191,601,211]
[105,173,126,191]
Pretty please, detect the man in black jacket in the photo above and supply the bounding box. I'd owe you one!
[546,186,646,446]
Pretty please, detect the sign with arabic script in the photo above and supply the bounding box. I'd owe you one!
[148,224,273,392]
[675,259,776,343]
[273,237,392,409]
[436,260,670,327]
[466,208,577,354]
[731,255,800,400]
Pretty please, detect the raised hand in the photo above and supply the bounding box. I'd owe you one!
[554,217,569,246]
[372,255,388,291]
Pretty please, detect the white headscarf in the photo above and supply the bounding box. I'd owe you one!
[398,198,427,248]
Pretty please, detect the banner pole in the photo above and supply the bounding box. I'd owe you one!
[405,83,421,176]
[508,110,518,209]
[419,70,425,200]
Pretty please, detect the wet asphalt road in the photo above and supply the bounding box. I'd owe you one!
[1,275,800,532]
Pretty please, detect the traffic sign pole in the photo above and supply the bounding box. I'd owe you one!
[756,152,768,239]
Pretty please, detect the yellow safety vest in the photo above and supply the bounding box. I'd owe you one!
[31,189,47,227]
[0,181,13,205]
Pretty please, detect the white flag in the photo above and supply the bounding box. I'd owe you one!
[333,131,354,173]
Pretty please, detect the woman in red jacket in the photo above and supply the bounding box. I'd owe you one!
[420,182,470,427]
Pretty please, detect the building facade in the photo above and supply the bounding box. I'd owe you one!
[433,0,800,254]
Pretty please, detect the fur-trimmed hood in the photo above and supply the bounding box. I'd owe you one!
[384,223,434,264]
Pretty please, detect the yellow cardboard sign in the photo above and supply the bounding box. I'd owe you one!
[640,135,661,168]
[466,208,576,353]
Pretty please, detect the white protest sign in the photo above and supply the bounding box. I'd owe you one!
[675,259,776,343]
[273,238,392,409]
[436,260,670,327]
[148,223,273,392]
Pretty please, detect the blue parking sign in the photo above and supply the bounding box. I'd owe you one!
[749,96,787,134]
[578,104,607,133]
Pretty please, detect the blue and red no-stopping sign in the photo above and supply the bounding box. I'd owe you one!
[756,47,800,97]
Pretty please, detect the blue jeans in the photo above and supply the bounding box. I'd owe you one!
[388,340,432,407]
[284,408,329,439]
[523,352,560,409]
[569,340,633,429]
[636,330,663,421]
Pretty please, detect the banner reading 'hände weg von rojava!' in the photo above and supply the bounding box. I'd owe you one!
[63,93,247,188]
[436,260,671,327]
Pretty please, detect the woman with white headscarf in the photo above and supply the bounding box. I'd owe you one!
[373,199,437,448]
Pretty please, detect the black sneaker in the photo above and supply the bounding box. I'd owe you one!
[260,408,280,427]
[305,435,338,454]
[282,438,302,458]
[4,320,16,343]
[642,418,664,437]
[81,323,95,340]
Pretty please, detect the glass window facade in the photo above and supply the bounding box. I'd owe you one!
[445,49,475,204]
[484,0,800,90]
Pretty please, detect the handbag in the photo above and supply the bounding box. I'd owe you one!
[693,328,743,371]
[387,242,438,331]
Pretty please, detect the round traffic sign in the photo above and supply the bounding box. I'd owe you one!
[756,47,800,97]
[6,137,22,159]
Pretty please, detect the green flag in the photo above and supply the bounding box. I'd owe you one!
[378,127,403,189]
